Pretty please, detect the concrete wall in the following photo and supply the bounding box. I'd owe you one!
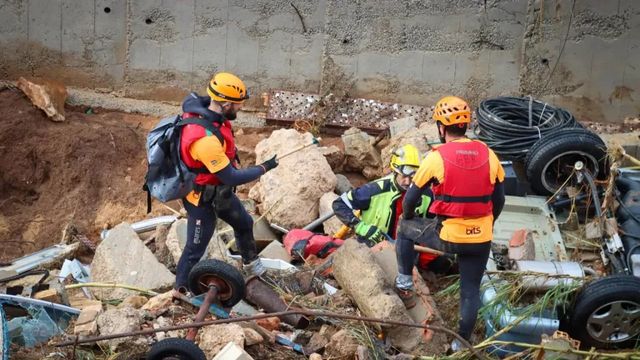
[0,0,638,122]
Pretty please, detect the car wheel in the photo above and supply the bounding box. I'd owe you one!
[147,338,206,360]
[569,275,640,349]
[187,259,245,308]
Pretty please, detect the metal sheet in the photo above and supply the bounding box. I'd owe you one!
[0,305,7,360]
[266,90,432,132]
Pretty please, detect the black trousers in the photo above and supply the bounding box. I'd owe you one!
[175,188,256,289]
[396,217,491,341]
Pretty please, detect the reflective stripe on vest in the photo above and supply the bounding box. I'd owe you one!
[430,140,493,218]
[179,113,237,186]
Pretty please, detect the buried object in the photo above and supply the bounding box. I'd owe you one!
[147,337,206,360]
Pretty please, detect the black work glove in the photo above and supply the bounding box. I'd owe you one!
[260,155,279,173]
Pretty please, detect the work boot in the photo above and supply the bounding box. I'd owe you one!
[244,257,266,277]
[395,286,417,309]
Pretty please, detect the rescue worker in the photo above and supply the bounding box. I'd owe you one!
[174,72,278,296]
[395,96,505,349]
[332,144,433,246]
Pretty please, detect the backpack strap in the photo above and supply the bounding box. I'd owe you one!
[177,117,225,145]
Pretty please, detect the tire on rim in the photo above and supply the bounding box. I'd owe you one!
[525,128,607,196]
[568,275,640,349]
[147,338,206,360]
[187,259,245,308]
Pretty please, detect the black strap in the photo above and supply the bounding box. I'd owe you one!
[434,194,492,203]
[317,241,341,258]
[177,117,225,144]
[208,83,248,102]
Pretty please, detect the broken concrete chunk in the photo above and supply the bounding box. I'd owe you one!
[320,145,345,171]
[333,241,422,352]
[91,223,174,300]
[319,192,344,236]
[325,329,359,359]
[198,323,246,357]
[258,241,291,263]
[74,302,103,337]
[309,354,322,360]
[254,129,337,229]
[342,127,383,177]
[17,77,67,121]
[141,291,173,318]
[118,295,148,309]
[381,121,439,169]
[153,316,184,342]
[243,327,264,346]
[33,289,62,304]
[305,331,330,354]
[212,341,254,360]
[97,307,142,351]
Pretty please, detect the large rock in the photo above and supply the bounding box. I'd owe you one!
[166,219,235,266]
[381,122,439,171]
[342,127,382,179]
[332,241,422,352]
[252,129,337,229]
[97,307,142,351]
[198,323,246,356]
[319,145,345,171]
[319,192,344,236]
[91,223,174,300]
[17,77,67,121]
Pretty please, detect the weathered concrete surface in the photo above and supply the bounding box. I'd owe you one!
[97,307,142,351]
[252,129,337,229]
[332,240,422,352]
[1,1,637,123]
[342,127,383,179]
[91,223,174,300]
[198,323,246,356]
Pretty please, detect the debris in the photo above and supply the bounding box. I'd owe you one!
[309,353,322,360]
[141,291,174,318]
[255,316,280,332]
[198,323,246,356]
[319,192,344,236]
[252,129,337,229]
[33,289,62,304]
[357,345,372,360]
[305,330,330,353]
[73,302,103,337]
[0,243,80,282]
[213,341,254,360]
[275,333,306,354]
[508,229,536,261]
[91,223,174,300]
[118,295,148,309]
[258,241,291,263]
[389,116,418,137]
[243,327,264,346]
[96,307,142,351]
[245,276,309,328]
[59,259,91,284]
[16,77,67,122]
[332,241,422,352]
[334,173,354,195]
[319,145,345,171]
[342,127,383,179]
[100,215,178,240]
[153,316,184,341]
[325,329,359,358]
[153,224,173,269]
[252,216,280,247]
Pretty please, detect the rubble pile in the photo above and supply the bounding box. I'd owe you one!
[3,103,638,360]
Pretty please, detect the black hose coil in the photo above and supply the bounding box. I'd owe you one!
[474,96,582,160]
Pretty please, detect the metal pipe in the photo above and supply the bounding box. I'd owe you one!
[186,286,218,341]
[244,276,309,328]
[52,309,488,360]
[100,215,178,239]
[302,212,336,231]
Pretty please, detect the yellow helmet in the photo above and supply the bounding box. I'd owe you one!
[433,96,471,126]
[207,72,249,103]
[390,144,421,176]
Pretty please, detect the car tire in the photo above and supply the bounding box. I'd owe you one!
[525,128,607,196]
[568,275,640,349]
[147,338,206,360]
[187,259,245,308]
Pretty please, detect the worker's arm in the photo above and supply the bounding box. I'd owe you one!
[402,184,422,220]
[191,136,277,186]
[404,152,440,220]
[492,181,505,221]
[332,183,378,226]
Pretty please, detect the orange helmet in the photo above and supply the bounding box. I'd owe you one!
[432,96,471,126]
[207,72,249,103]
